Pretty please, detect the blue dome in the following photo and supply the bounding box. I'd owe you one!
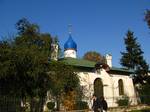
[64,34,77,51]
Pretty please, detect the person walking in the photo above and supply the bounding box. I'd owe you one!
[92,94,103,112]
[101,96,108,112]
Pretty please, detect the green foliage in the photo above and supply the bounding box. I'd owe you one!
[74,101,89,110]
[120,30,143,69]
[0,35,51,97]
[49,61,80,93]
[0,18,52,112]
[0,97,21,112]
[139,82,150,105]
[16,17,40,36]
[0,18,82,111]
[116,96,129,106]
[48,61,81,110]
[47,102,55,110]
[120,30,149,84]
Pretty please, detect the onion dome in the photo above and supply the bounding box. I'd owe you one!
[64,34,77,51]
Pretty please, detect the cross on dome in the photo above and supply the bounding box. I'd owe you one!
[64,25,77,51]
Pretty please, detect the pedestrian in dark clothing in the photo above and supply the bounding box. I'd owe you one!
[101,97,108,112]
[92,94,103,112]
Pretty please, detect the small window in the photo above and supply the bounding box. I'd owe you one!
[118,79,124,95]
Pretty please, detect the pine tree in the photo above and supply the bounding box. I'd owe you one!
[120,30,149,84]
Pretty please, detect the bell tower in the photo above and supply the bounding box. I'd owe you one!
[51,38,58,61]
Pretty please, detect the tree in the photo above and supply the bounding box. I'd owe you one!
[16,18,40,36]
[120,30,149,84]
[15,18,54,112]
[48,61,80,110]
[0,18,81,112]
[15,18,81,111]
[139,81,150,105]
[83,51,105,63]
[145,9,150,29]
[0,41,14,94]
[0,19,52,112]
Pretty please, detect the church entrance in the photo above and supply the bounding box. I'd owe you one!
[94,78,103,98]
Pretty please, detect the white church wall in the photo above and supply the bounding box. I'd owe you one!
[77,69,137,108]
[111,74,137,105]
[77,72,97,108]
[77,69,116,108]
[100,69,115,107]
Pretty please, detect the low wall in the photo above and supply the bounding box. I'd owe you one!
[108,104,150,112]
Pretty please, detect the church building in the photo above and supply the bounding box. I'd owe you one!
[51,32,138,108]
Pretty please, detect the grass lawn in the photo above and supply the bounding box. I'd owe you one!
[129,108,150,112]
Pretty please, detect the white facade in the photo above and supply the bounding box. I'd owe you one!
[51,43,58,61]
[77,68,137,108]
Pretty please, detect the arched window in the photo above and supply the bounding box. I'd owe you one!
[94,78,103,98]
[118,79,124,95]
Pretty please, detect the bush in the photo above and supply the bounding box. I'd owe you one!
[74,101,89,110]
[139,83,150,105]
[47,102,55,110]
[116,96,129,106]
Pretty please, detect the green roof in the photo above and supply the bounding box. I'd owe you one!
[59,57,96,68]
[59,57,134,73]
[111,67,134,73]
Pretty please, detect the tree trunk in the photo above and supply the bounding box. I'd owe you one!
[30,97,36,112]
[39,97,46,112]
[56,96,60,111]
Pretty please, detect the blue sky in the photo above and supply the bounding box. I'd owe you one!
[0,0,150,67]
